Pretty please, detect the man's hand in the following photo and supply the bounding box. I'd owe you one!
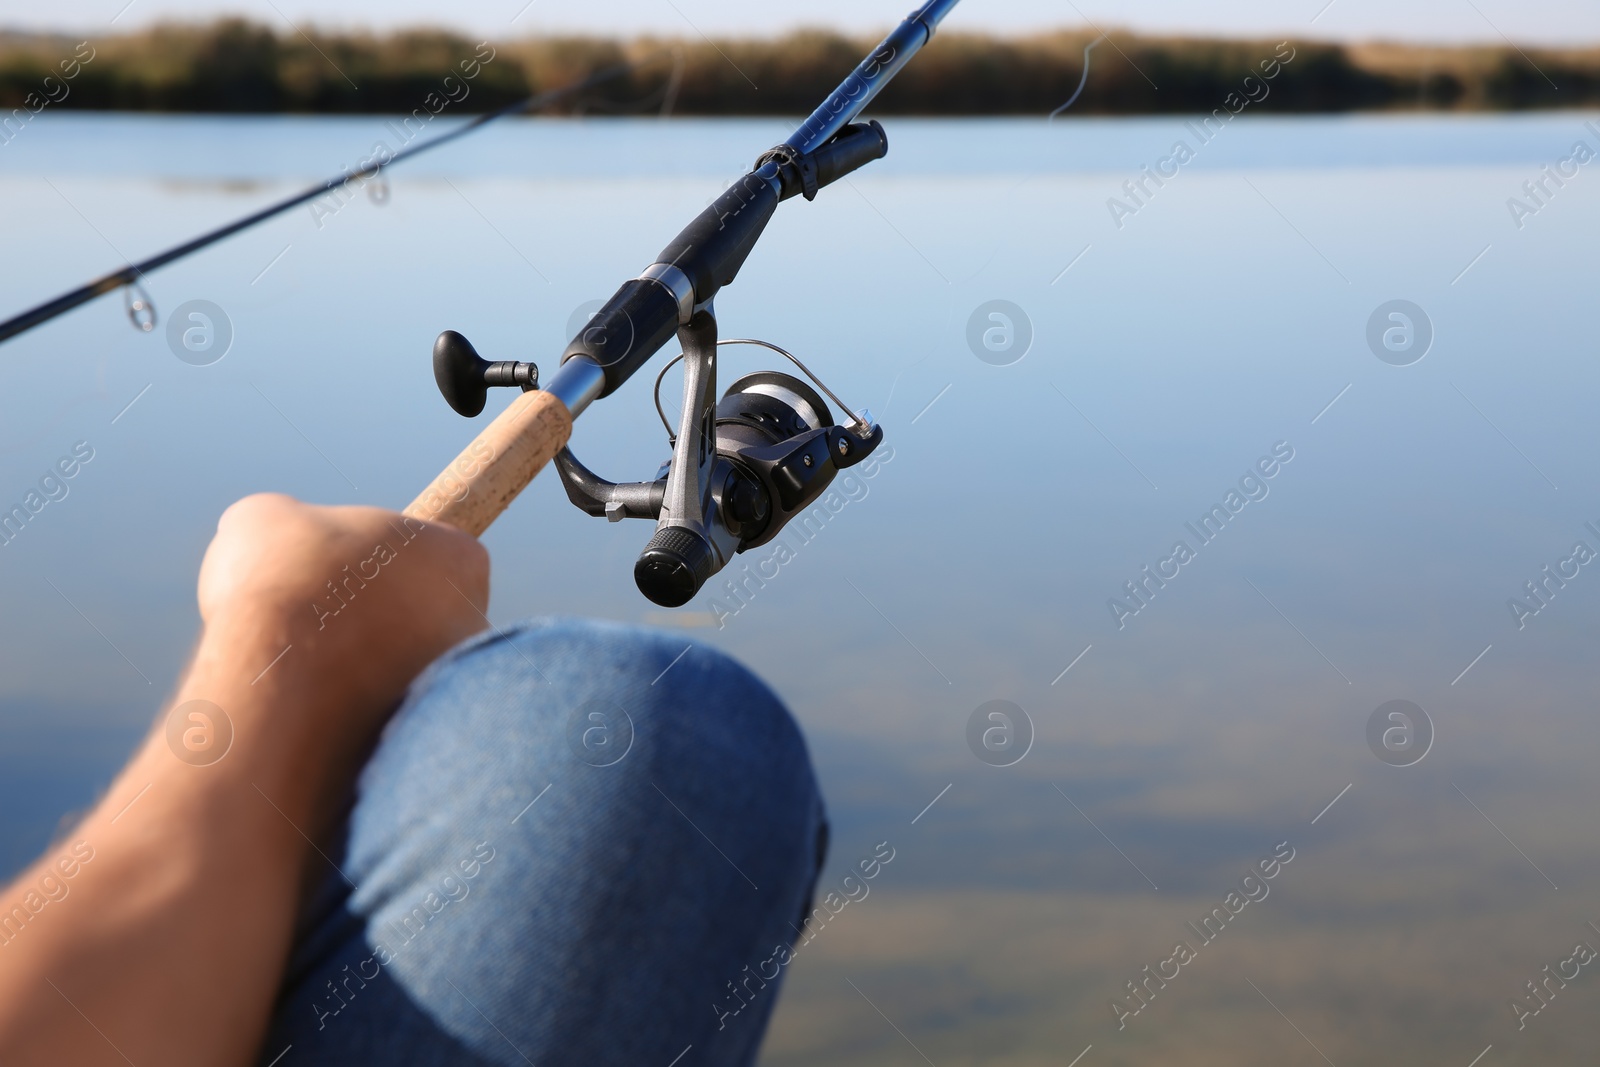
[0,495,491,1067]
[196,494,489,783]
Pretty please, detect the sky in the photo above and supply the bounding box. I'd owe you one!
[13,0,1600,46]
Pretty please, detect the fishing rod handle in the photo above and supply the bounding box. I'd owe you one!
[402,389,570,537]
[403,357,605,537]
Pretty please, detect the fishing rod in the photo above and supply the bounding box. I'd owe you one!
[0,55,662,345]
[406,0,962,607]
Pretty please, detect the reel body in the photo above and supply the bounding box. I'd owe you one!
[431,308,882,607]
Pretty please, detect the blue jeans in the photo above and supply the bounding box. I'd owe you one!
[257,618,827,1066]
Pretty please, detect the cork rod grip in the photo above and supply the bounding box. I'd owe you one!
[403,389,574,538]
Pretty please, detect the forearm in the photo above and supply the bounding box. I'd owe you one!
[0,621,358,1066]
[0,495,488,1065]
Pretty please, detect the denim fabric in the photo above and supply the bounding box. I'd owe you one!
[257,618,826,1066]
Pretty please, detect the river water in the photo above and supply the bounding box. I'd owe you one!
[2,111,1599,1065]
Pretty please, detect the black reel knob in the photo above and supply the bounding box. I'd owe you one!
[433,330,538,418]
[635,526,718,608]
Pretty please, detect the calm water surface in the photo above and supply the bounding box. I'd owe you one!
[2,112,1599,1065]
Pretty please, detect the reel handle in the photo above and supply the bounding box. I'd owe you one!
[402,389,573,537]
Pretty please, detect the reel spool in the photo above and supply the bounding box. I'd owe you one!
[430,319,883,607]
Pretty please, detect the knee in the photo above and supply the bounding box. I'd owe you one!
[286,619,827,1064]
[385,616,813,794]
[348,617,822,893]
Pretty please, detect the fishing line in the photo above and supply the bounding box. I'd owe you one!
[1050,35,1106,120]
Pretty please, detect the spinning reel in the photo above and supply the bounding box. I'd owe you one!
[431,309,883,607]
[404,4,962,597]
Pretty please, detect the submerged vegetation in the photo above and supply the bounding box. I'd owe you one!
[0,21,1596,116]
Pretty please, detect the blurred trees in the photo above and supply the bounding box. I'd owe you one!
[0,22,1595,115]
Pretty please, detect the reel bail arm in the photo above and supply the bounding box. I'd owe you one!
[558,306,884,607]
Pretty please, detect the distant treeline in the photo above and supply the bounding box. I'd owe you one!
[1,21,1596,116]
